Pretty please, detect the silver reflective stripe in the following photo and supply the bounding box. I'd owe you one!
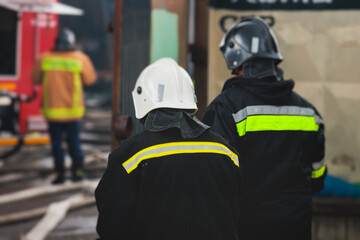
[122,142,239,173]
[232,105,323,123]
[312,159,325,171]
[156,84,165,102]
[251,37,260,53]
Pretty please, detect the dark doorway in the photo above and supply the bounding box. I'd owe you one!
[0,7,18,76]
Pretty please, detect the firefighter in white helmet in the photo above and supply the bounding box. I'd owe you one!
[95,58,242,240]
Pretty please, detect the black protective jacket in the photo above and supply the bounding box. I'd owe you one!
[202,73,326,240]
[96,110,242,240]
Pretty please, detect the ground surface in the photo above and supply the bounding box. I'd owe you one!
[0,110,111,240]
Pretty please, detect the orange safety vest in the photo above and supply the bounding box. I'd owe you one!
[31,51,96,122]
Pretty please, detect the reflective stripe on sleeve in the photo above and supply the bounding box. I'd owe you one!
[312,164,326,179]
[42,58,82,73]
[232,105,323,137]
[122,142,239,174]
[312,159,325,171]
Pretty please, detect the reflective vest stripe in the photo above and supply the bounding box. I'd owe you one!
[236,115,320,136]
[233,105,323,137]
[312,164,326,179]
[41,107,85,119]
[233,105,323,124]
[43,72,49,109]
[122,142,239,174]
[73,73,81,108]
[42,58,82,73]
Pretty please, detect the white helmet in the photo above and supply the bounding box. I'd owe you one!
[132,58,197,119]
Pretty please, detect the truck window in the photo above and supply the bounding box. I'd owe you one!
[0,7,18,76]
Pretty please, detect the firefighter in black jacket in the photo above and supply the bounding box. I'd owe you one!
[202,17,327,240]
[95,58,242,240]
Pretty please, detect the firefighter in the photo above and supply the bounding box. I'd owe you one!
[202,17,326,240]
[31,28,96,184]
[95,58,242,240]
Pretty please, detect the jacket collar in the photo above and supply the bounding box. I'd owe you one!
[222,64,286,92]
[241,59,279,79]
[222,67,295,105]
[143,109,209,138]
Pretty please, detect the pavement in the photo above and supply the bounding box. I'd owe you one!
[0,110,112,240]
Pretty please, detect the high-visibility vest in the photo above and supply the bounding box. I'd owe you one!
[31,51,96,121]
[42,57,84,120]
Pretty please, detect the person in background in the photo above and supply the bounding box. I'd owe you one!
[95,58,242,240]
[202,17,327,240]
[31,28,96,184]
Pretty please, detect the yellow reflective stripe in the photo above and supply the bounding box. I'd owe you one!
[42,107,84,119]
[236,115,320,137]
[73,73,81,108]
[236,120,247,137]
[312,164,326,179]
[43,72,49,109]
[42,58,82,73]
[122,142,239,174]
[123,141,238,167]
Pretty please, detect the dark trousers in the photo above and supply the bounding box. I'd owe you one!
[48,121,84,175]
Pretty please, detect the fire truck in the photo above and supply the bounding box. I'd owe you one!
[0,0,82,154]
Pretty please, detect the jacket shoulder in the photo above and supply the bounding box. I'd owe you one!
[207,88,237,111]
[38,51,53,60]
[71,51,91,61]
[110,131,150,162]
[201,130,239,156]
[204,87,242,123]
[291,91,320,112]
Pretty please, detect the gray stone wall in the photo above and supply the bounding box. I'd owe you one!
[312,197,360,240]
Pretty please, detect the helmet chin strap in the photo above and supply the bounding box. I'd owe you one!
[232,67,243,77]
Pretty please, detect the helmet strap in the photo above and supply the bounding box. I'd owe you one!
[232,67,243,77]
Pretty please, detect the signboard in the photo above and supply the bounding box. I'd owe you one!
[0,0,83,15]
[208,2,360,183]
[9,0,55,5]
[210,0,360,11]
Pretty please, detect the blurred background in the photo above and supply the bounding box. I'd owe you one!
[0,0,359,239]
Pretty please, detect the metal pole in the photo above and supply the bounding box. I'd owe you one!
[111,0,123,150]
[34,13,40,61]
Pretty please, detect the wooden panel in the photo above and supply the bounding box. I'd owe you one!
[193,0,209,117]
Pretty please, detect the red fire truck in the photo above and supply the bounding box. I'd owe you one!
[0,0,82,148]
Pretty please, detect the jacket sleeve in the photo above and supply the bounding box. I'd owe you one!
[202,100,238,148]
[81,53,97,86]
[31,57,43,85]
[310,122,327,193]
[95,150,138,240]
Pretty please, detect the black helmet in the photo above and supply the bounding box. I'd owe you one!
[219,17,283,70]
[54,28,76,51]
